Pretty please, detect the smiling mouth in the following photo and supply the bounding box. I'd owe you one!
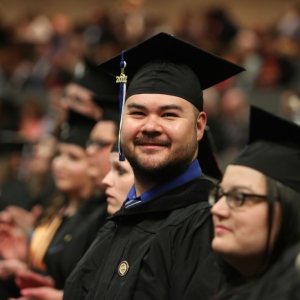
[134,137,171,148]
[140,143,166,147]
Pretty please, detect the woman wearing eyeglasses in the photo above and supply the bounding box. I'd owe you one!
[209,106,300,300]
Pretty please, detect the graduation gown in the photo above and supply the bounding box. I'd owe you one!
[213,243,300,300]
[42,194,108,290]
[247,242,300,300]
[63,176,222,300]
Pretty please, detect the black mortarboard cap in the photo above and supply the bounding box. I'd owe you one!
[232,106,300,193]
[102,106,119,124]
[97,32,245,111]
[102,106,120,134]
[198,126,223,180]
[71,59,119,108]
[0,130,24,155]
[60,109,96,148]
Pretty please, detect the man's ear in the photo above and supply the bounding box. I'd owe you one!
[196,111,207,141]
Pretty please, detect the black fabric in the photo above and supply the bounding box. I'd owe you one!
[248,106,300,146]
[247,242,300,300]
[220,243,300,300]
[0,179,32,211]
[126,59,204,111]
[41,194,108,290]
[98,32,245,111]
[232,141,300,193]
[0,277,20,300]
[71,59,119,107]
[232,106,300,193]
[60,110,96,148]
[101,107,119,124]
[198,127,223,180]
[63,177,222,300]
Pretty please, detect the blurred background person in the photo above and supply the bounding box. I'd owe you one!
[26,134,58,209]
[86,108,119,194]
[217,87,249,170]
[102,141,134,215]
[0,110,108,300]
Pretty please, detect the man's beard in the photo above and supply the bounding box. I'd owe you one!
[122,135,198,184]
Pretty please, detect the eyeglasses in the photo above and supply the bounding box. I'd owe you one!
[86,139,114,149]
[208,186,267,208]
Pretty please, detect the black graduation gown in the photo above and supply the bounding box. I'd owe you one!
[213,243,300,300]
[247,242,300,300]
[63,176,222,300]
[42,194,108,290]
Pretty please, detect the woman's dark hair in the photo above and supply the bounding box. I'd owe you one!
[267,178,300,264]
[212,176,300,299]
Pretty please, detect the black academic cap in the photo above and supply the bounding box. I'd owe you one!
[232,106,300,193]
[60,109,97,148]
[0,130,24,155]
[71,59,119,108]
[102,106,119,124]
[97,32,245,111]
[101,106,120,135]
[198,126,223,180]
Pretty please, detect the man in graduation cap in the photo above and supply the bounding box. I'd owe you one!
[63,32,244,300]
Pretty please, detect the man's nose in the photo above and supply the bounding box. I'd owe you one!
[140,115,163,133]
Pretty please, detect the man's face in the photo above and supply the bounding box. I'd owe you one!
[121,94,206,183]
[61,83,102,120]
[86,121,117,189]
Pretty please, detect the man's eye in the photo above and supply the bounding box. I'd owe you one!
[162,111,180,118]
[131,111,145,116]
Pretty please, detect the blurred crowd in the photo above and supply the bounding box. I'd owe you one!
[1,1,300,165]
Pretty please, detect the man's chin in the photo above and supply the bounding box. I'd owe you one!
[134,159,165,172]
